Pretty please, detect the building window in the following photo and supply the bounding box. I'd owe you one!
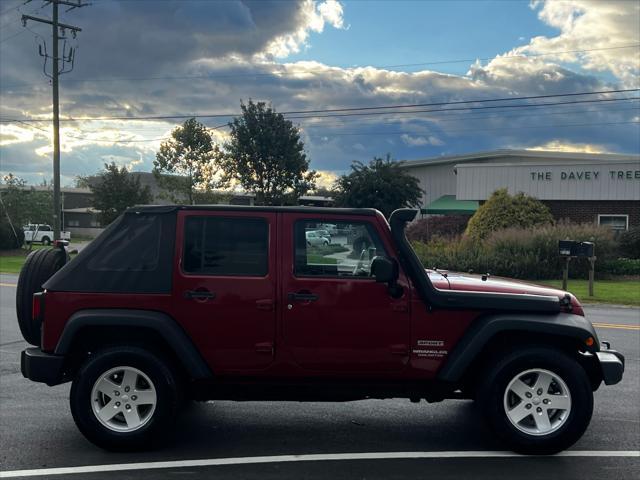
[597,214,629,231]
[90,221,101,228]
[67,220,80,227]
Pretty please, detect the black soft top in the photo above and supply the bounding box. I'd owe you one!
[43,205,382,294]
[43,209,176,294]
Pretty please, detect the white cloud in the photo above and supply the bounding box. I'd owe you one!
[526,140,606,153]
[522,1,640,85]
[262,0,345,58]
[401,134,444,147]
[315,170,338,189]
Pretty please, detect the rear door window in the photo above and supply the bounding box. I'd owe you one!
[183,216,268,276]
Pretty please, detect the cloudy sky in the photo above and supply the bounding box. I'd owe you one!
[0,0,638,187]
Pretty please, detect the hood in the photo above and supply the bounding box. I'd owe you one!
[426,270,584,314]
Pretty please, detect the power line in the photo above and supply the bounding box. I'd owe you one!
[0,28,26,44]
[2,88,638,124]
[0,1,51,42]
[305,120,640,137]
[73,103,640,135]
[0,1,25,17]
[11,115,638,144]
[10,105,639,145]
[2,43,639,89]
[295,104,640,129]
[4,97,638,137]
[211,96,640,129]
[363,44,640,70]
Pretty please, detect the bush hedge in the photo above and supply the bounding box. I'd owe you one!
[406,215,470,243]
[618,226,640,259]
[413,222,624,280]
[465,189,554,240]
[0,220,24,249]
[600,258,640,276]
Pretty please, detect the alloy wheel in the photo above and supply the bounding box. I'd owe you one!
[503,368,572,436]
[90,366,157,432]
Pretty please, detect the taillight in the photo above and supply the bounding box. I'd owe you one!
[32,292,44,322]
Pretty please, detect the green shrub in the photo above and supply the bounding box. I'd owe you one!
[412,236,484,273]
[0,219,24,249]
[406,215,470,243]
[465,189,553,240]
[413,222,619,280]
[600,258,640,276]
[618,227,640,259]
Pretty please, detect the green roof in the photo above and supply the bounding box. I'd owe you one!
[421,195,478,215]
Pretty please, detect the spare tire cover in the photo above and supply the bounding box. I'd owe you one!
[16,248,67,346]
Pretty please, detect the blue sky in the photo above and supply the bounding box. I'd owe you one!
[0,0,638,187]
[288,1,558,75]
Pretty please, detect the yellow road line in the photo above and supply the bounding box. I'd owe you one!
[0,283,17,288]
[592,323,640,331]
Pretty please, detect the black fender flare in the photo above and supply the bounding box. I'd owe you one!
[437,312,599,382]
[54,309,213,380]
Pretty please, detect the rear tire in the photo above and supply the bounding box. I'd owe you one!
[16,248,66,345]
[477,346,593,454]
[70,345,181,451]
[41,237,51,246]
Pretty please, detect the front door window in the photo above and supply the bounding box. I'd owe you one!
[294,220,388,278]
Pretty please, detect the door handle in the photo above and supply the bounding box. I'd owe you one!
[184,289,215,300]
[287,292,319,302]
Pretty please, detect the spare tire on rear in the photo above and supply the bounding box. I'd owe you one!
[16,248,67,346]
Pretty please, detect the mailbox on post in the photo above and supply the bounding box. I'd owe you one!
[559,240,574,257]
[558,240,595,258]
[575,241,594,258]
[558,240,596,295]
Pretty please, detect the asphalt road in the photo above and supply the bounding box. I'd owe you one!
[0,273,638,479]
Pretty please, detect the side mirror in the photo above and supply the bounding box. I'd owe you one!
[371,256,398,283]
[372,256,403,298]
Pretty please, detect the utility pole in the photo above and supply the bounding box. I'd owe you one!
[22,0,88,240]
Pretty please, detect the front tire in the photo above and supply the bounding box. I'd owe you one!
[478,346,593,454]
[70,346,181,451]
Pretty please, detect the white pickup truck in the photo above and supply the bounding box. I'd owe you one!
[23,224,71,245]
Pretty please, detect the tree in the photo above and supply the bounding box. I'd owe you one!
[220,100,316,205]
[154,118,222,204]
[0,174,53,249]
[465,188,554,240]
[90,163,152,225]
[332,155,423,218]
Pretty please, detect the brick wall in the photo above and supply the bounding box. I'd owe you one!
[542,200,639,228]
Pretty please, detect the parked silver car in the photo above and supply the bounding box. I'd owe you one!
[305,231,330,246]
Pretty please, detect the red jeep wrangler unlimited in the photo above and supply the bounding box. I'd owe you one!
[17,206,624,453]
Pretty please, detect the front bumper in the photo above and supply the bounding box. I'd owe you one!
[595,346,625,386]
[21,348,66,386]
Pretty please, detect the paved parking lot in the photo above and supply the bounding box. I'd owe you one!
[0,274,638,479]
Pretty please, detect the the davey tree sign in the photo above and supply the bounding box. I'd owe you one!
[530,169,640,181]
[456,160,640,201]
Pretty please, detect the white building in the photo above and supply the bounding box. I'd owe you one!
[400,149,640,230]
